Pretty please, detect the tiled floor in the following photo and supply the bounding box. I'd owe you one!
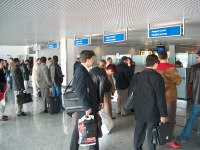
[0,88,199,150]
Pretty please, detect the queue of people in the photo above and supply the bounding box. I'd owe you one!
[0,50,199,150]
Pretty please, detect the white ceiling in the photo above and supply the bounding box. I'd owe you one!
[1,0,200,49]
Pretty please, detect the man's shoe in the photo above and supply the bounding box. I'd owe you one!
[0,117,8,121]
[111,117,116,119]
[44,110,48,113]
[21,112,26,116]
[165,141,182,149]
[17,112,26,116]
[3,115,8,118]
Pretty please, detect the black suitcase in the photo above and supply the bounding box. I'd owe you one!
[47,96,60,114]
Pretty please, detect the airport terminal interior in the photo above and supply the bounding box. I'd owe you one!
[0,0,200,150]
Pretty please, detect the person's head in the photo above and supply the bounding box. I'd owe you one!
[25,60,29,65]
[4,60,7,64]
[0,59,4,69]
[53,55,58,63]
[13,58,20,65]
[36,58,41,64]
[175,60,182,68]
[127,57,133,65]
[146,54,160,70]
[121,56,128,63]
[9,57,13,62]
[196,50,200,63]
[98,60,106,68]
[40,57,47,64]
[48,57,52,62]
[76,57,80,62]
[107,57,112,63]
[80,50,95,67]
[158,50,168,61]
[105,64,117,75]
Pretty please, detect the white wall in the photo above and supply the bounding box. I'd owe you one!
[75,45,138,57]
[0,45,28,60]
[38,48,60,59]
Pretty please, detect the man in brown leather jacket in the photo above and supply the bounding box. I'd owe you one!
[157,50,182,149]
[180,50,200,143]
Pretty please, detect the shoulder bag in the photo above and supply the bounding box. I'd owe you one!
[123,72,139,112]
[62,77,89,113]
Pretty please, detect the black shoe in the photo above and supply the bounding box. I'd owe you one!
[111,117,116,119]
[17,112,26,116]
[44,110,48,113]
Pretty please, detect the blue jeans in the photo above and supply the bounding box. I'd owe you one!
[52,85,62,109]
[181,104,200,142]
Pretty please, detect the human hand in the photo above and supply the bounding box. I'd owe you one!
[160,117,166,123]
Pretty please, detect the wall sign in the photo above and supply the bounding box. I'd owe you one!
[48,43,58,49]
[149,25,182,38]
[74,38,89,46]
[103,32,125,43]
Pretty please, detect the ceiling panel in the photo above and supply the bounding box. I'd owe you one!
[0,0,200,48]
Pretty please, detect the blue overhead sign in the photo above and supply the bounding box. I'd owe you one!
[149,25,182,38]
[103,32,125,43]
[74,38,89,46]
[48,43,58,49]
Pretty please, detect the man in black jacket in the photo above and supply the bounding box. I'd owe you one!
[20,60,29,91]
[12,58,26,116]
[133,54,167,150]
[49,55,63,109]
[70,50,101,150]
[113,56,133,115]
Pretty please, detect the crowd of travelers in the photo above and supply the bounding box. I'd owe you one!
[0,49,199,150]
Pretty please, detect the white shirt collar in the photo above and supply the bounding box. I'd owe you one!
[81,63,90,72]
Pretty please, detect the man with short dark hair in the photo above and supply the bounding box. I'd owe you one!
[70,50,100,150]
[106,57,112,66]
[46,57,52,68]
[180,50,200,143]
[73,57,81,74]
[113,56,133,116]
[12,58,26,116]
[37,57,52,113]
[157,50,182,149]
[133,54,167,150]
[20,59,30,91]
[49,55,63,109]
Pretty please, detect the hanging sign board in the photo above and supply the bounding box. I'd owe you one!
[149,25,182,38]
[48,43,58,49]
[74,38,89,46]
[103,32,125,43]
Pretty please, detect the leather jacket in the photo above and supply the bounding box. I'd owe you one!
[189,63,200,104]
[89,67,111,103]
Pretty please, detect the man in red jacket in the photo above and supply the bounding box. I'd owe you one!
[157,50,182,149]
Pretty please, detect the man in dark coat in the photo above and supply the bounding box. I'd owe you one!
[70,50,101,150]
[49,55,63,109]
[113,56,134,115]
[12,58,26,116]
[20,59,30,91]
[133,54,167,150]
[73,57,81,74]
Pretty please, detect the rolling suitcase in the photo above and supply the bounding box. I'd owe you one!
[47,96,60,114]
